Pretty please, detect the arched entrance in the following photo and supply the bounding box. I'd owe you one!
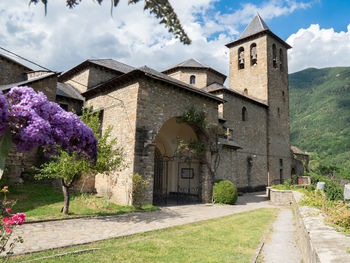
[152,117,201,205]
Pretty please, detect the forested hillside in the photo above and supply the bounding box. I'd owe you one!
[289,67,350,171]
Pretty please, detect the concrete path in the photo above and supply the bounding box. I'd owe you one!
[12,192,276,255]
[261,208,302,263]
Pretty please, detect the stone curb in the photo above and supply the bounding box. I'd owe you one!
[250,220,274,263]
[24,209,159,225]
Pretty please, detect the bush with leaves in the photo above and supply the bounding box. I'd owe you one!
[309,173,343,201]
[36,109,123,215]
[132,174,150,208]
[0,186,26,259]
[213,180,238,205]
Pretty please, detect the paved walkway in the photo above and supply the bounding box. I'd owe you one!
[261,208,302,263]
[12,192,275,255]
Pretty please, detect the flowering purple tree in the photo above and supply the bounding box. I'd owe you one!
[0,86,98,214]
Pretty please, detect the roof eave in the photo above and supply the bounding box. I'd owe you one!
[83,69,225,103]
[225,30,292,49]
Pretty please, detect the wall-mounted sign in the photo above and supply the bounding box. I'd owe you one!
[181,168,194,179]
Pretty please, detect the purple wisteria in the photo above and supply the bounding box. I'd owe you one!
[0,92,9,137]
[3,86,97,161]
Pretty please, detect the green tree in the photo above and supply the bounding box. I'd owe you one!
[29,0,191,44]
[36,109,123,215]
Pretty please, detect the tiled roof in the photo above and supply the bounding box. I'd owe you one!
[0,53,32,71]
[162,58,227,79]
[56,82,84,101]
[203,82,268,107]
[291,146,308,156]
[239,14,270,40]
[225,14,291,49]
[83,65,225,103]
[59,59,135,82]
[88,59,135,74]
[0,72,57,91]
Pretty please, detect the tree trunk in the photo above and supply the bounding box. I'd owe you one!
[61,180,70,215]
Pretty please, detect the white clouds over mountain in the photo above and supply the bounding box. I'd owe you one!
[287,24,350,73]
[0,0,335,78]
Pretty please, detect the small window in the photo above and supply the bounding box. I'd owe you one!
[190,75,196,85]
[282,91,285,97]
[272,44,277,68]
[250,43,257,66]
[279,159,283,167]
[238,47,245,69]
[278,107,280,117]
[279,49,284,71]
[243,88,248,95]
[242,107,247,121]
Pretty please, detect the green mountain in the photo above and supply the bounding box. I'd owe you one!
[289,67,350,171]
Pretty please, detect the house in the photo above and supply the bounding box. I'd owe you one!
[1,15,298,205]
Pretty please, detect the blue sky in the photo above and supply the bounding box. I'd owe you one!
[0,0,350,76]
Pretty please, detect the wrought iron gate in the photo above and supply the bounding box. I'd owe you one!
[153,153,201,206]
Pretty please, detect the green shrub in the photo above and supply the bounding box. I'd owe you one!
[132,174,150,208]
[310,173,343,200]
[213,180,238,205]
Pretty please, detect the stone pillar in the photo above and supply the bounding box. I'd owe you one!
[200,148,213,203]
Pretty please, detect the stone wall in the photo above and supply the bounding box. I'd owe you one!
[134,78,219,204]
[29,75,58,102]
[85,81,139,205]
[0,56,29,85]
[167,69,208,89]
[166,68,225,89]
[64,65,120,94]
[56,96,83,115]
[228,35,268,103]
[215,90,268,190]
[266,35,292,185]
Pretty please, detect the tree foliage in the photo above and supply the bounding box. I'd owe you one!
[289,67,350,174]
[36,109,123,214]
[29,0,191,44]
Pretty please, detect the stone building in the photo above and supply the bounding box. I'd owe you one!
[1,15,298,205]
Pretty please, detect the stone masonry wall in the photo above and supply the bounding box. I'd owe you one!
[168,69,208,89]
[266,36,292,184]
[0,56,28,85]
[134,78,219,204]
[64,66,120,94]
[215,91,268,190]
[29,75,58,102]
[228,35,269,103]
[85,81,139,205]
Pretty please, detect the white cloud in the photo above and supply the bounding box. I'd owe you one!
[287,24,350,73]
[0,0,312,80]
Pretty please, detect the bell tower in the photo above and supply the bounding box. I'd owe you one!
[226,14,292,184]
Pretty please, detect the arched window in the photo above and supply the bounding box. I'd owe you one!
[190,75,196,85]
[243,88,248,95]
[250,43,257,66]
[238,47,245,69]
[272,44,277,68]
[279,48,284,71]
[242,107,247,121]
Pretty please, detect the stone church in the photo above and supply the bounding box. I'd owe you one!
[0,15,301,206]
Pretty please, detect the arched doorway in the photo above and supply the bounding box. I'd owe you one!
[152,117,201,205]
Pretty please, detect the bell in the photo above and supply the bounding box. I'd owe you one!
[252,54,257,60]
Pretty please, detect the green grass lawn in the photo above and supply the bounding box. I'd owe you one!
[7,183,157,221]
[10,208,278,263]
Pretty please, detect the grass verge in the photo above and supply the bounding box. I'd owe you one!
[10,208,279,263]
[7,183,157,221]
